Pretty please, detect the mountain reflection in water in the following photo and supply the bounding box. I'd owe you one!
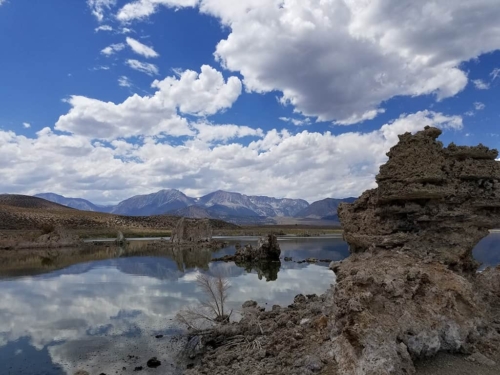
[0,235,498,375]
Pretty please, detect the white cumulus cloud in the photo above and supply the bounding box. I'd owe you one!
[126,37,159,58]
[192,122,263,143]
[115,0,500,124]
[151,64,242,116]
[196,0,500,124]
[118,0,500,124]
[198,0,500,124]
[2,110,463,204]
[54,65,241,139]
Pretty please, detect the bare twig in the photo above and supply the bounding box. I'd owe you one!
[176,272,231,330]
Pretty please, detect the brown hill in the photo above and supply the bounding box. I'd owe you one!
[0,194,238,232]
[0,194,72,211]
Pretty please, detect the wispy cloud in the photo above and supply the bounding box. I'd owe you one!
[116,0,197,22]
[126,59,159,75]
[118,76,133,87]
[87,0,117,22]
[491,68,500,81]
[126,37,159,58]
[334,109,386,125]
[101,43,125,56]
[91,66,111,71]
[474,102,486,111]
[472,79,490,90]
[95,25,113,32]
[279,117,312,126]
[23,122,31,129]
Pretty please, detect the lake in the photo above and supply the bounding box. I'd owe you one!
[0,234,498,375]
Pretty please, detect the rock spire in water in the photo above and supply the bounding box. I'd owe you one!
[171,217,213,243]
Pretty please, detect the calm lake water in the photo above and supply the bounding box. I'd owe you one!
[0,235,499,375]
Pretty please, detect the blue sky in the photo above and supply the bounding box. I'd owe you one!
[0,0,499,204]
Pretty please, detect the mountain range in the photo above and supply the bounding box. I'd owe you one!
[34,190,356,224]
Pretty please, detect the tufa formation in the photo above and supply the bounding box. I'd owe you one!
[170,217,213,244]
[234,234,281,262]
[332,127,500,374]
[339,126,500,272]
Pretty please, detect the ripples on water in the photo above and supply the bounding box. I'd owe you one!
[0,235,498,374]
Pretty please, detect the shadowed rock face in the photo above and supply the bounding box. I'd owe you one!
[332,127,500,375]
[339,126,500,272]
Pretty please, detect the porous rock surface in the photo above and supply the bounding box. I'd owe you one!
[339,126,500,272]
[171,217,213,244]
[332,127,500,374]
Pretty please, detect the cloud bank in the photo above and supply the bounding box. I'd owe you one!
[115,0,500,124]
[1,108,462,204]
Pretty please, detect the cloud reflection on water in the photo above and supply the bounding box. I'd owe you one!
[0,241,336,374]
[0,234,497,374]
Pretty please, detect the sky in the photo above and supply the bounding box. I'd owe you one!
[0,0,499,205]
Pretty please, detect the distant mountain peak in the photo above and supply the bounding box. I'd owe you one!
[34,193,102,212]
[33,189,356,224]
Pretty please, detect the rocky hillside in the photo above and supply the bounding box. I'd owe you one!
[197,190,309,217]
[248,195,309,217]
[170,205,212,219]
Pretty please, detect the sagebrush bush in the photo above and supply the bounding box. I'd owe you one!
[39,223,55,235]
